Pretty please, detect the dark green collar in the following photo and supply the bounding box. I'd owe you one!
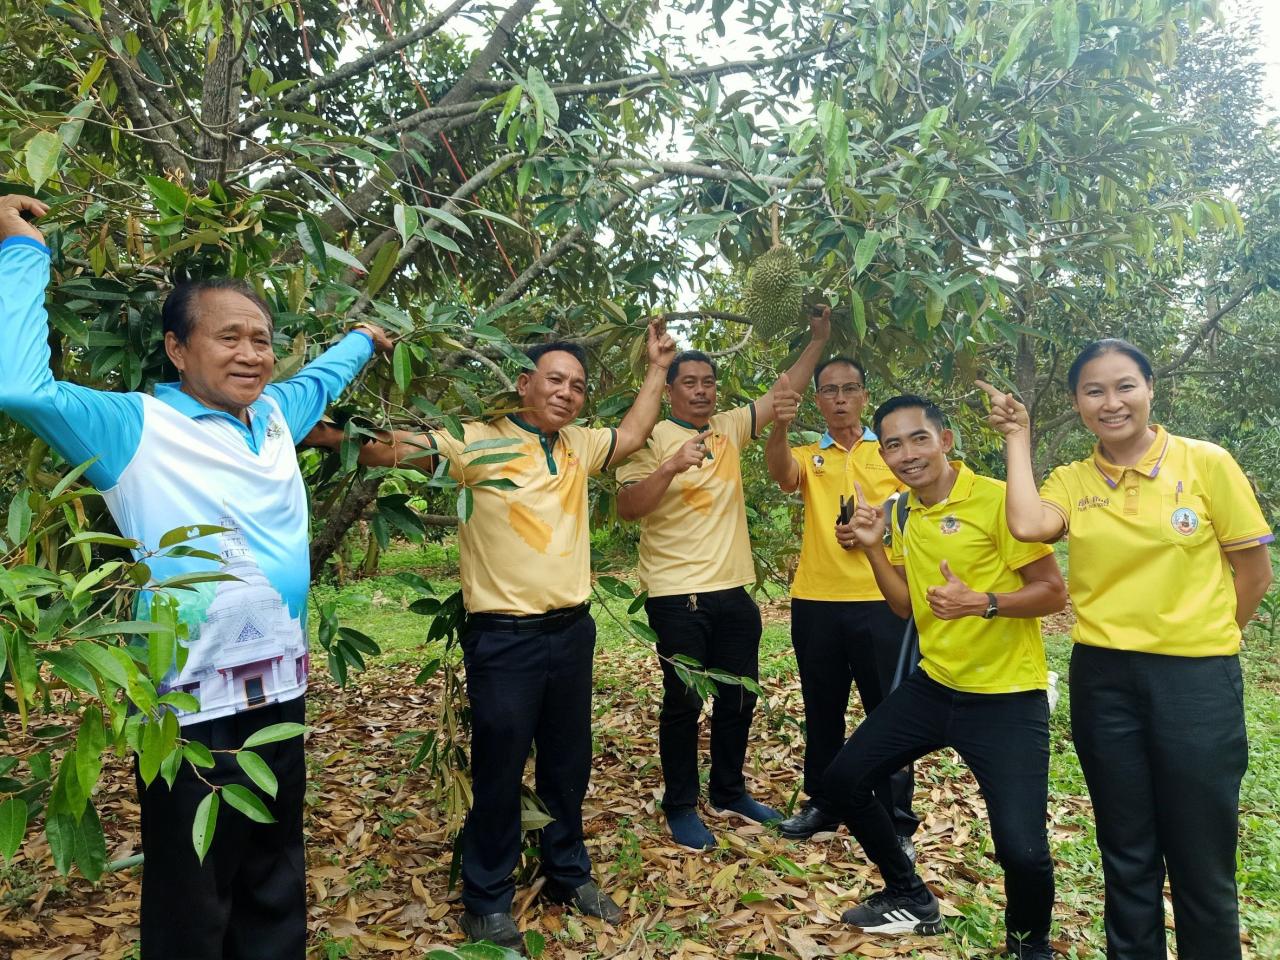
[508,414,559,474]
[667,415,710,431]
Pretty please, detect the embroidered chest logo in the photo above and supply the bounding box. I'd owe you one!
[1170,506,1200,536]
[939,515,961,535]
[266,420,285,441]
[1077,495,1110,511]
[811,454,825,474]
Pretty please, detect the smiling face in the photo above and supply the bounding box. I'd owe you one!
[877,406,954,491]
[164,289,275,419]
[815,361,868,433]
[1072,350,1154,448]
[667,360,718,424]
[516,349,587,432]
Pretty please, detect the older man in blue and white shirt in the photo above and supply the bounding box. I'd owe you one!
[0,194,391,959]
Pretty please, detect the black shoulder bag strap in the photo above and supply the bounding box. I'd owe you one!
[885,493,920,692]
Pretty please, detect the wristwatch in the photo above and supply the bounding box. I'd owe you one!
[982,592,999,620]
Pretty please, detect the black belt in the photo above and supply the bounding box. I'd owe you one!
[466,602,590,634]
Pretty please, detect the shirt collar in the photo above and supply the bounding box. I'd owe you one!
[507,413,558,441]
[819,426,877,450]
[154,382,270,427]
[667,415,709,431]
[908,460,974,510]
[1090,425,1170,489]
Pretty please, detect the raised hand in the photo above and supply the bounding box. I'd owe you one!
[666,428,712,473]
[771,371,801,428]
[809,303,832,343]
[926,559,984,620]
[648,317,677,368]
[0,195,49,244]
[976,379,1030,440]
[353,323,395,354]
[838,480,886,550]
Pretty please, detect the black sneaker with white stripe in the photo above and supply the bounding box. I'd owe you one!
[840,885,943,935]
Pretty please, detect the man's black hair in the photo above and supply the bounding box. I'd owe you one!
[162,278,273,344]
[526,340,589,378]
[1066,338,1154,393]
[813,355,866,389]
[666,350,717,385]
[872,394,947,437]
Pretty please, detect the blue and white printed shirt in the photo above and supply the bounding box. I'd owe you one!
[0,236,375,723]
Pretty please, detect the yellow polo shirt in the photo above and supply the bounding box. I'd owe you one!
[1040,426,1273,657]
[616,405,757,597]
[889,463,1054,693]
[790,429,902,601]
[432,416,617,615]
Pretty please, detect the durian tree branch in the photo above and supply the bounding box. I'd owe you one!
[232,0,473,136]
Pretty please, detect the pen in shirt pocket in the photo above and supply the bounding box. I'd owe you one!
[1176,480,1182,504]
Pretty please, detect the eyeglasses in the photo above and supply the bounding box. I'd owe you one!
[816,383,866,398]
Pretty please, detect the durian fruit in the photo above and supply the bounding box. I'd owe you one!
[742,243,802,338]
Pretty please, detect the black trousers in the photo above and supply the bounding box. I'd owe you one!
[458,611,596,914]
[822,671,1053,955]
[645,587,762,811]
[791,598,917,836]
[1071,644,1249,960]
[137,697,307,960]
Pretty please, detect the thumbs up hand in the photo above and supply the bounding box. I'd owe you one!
[771,372,802,428]
[926,559,985,620]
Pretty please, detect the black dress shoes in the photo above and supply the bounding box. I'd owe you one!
[544,878,623,924]
[777,803,842,840]
[460,910,523,951]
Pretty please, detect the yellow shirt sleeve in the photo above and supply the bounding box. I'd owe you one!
[1202,445,1273,551]
[428,427,467,481]
[1038,464,1073,530]
[888,506,906,565]
[718,403,757,448]
[994,490,1055,570]
[615,438,658,485]
[563,425,617,476]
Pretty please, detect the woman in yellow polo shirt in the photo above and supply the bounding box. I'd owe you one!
[979,339,1273,960]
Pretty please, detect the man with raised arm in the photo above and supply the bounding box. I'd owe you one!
[614,308,830,851]
[0,195,393,960]
[763,357,918,855]
[821,394,1065,960]
[318,324,676,950]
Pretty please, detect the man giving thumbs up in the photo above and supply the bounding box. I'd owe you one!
[824,395,1067,960]
[616,307,830,851]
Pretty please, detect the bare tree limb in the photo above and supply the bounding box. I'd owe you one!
[601,157,910,191]
[233,0,472,137]
[316,0,537,234]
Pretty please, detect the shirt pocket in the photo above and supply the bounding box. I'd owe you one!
[1160,492,1214,546]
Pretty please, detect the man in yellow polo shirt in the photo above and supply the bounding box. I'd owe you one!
[827,395,1066,960]
[324,324,675,949]
[615,308,830,851]
[763,357,917,850]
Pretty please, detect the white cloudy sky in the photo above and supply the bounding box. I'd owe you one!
[1247,3,1280,114]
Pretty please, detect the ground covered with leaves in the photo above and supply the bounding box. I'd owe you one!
[4,547,1280,960]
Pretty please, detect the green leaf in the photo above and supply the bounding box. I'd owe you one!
[241,722,307,749]
[72,640,131,689]
[918,105,948,146]
[75,706,106,798]
[853,231,881,276]
[992,8,1043,85]
[158,524,228,548]
[457,486,474,523]
[424,207,472,236]
[0,798,27,861]
[524,67,559,126]
[629,618,659,644]
[465,452,524,467]
[815,101,848,178]
[394,203,418,245]
[323,242,367,274]
[236,750,278,799]
[192,790,219,862]
[849,294,866,339]
[393,341,413,393]
[421,229,461,254]
[524,931,547,958]
[7,491,31,546]
[71,561,123,599]
[366,240,401,295]
[73,803,106,882]
[296,217,328,272]
[144,175,189,216]
[462,437,521,453]
[183,741,216,768]
[77,619,174,639]
[24,131,62,190]
[222,783,275,823]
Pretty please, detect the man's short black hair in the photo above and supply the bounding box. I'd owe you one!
[813,355,866,389]
[526,340,589,378]
[666,350,717,385]
[872,394,947,437]
[162,278,272,344]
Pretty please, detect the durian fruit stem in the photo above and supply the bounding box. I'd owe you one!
[770,203,780,246]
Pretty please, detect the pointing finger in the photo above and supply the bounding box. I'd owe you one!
[853,481,868,508]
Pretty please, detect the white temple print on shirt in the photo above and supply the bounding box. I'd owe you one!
[160,513,307,712]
